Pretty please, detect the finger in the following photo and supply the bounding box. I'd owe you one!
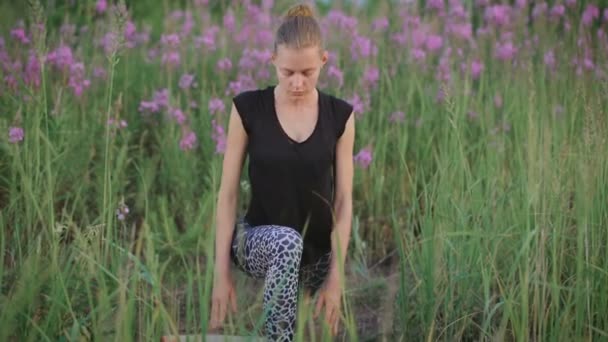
[210,299,218,328]
[230,290,238,313]
[314,295,324,319]
[333,317,339,336]
[325,303,334,324]
[218,300,227,325]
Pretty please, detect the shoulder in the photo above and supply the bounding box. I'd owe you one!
[319,90,354,138]
[320,90,353,114]
[233,87,267,107]
[232,87,270,134]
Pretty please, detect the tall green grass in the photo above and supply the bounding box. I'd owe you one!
[1,0,607,341]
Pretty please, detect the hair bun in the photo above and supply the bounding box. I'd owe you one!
[286,4,314,18]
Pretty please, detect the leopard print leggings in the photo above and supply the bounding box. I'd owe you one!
[230,219,332,341]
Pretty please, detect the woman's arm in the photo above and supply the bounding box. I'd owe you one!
[328,112,355,283]
[214,103,248,275]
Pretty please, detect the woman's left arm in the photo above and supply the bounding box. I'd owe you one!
[328,112,355,284]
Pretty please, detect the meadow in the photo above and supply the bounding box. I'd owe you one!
[1,0,607,341]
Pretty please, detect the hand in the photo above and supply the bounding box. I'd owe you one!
[209,272,238,330]
[313,276,342,336]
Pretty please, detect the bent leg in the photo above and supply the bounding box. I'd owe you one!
[231,224,304,341]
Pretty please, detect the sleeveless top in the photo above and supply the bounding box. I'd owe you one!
[232,85,353,266]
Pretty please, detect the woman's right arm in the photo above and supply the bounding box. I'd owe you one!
[214,103,248,275]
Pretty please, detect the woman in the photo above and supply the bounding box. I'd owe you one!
[209,3,355,341]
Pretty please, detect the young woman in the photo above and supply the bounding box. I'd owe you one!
[209,3,355,341]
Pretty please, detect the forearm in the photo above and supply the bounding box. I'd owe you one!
[328,196,352,282]
[214,193,238,274]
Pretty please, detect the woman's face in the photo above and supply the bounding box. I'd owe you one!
[272,45,328,100]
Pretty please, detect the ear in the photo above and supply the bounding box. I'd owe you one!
[321,50,328,65]
[271,51,277,64]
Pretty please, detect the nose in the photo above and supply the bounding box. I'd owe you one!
[291,74,304,89]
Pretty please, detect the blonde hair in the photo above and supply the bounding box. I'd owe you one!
[274,3,323,52]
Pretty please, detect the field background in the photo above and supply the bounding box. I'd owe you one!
[1,0,607,341]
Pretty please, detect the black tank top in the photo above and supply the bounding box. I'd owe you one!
[233,85,353,265]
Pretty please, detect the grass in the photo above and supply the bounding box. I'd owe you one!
[1,0,607,341]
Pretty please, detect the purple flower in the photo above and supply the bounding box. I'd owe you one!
[180,129,198,151]
[224,10,236,33]
[179,74,194,89]
[93,67,107,79]
[68,63,91,97]
[471,60,484,79]
[327,65,344,88]
[425,34,443,53]
[211,120,226,154]
[532,2,548,19]
[124,21,137,41]
[349,94,366,118]
[326,10,359,33]
[583,57,595,71]
[550,4,565,18]
[161,34,181,48]
[46,45,74,71]
[449,23,472,41]
[582,5,599,26]
[5,74,18,91]
[139,101,160,114]
[372,17,389,32]
[256,68,271,81]
[100,32,120,55]
[195,26,219,51]
[255,29,274,46]
[10,27,30,44]
[353,147,373,169]
[96,0,107,14]
[9,126,24,143]
[217,58,232,71]
[495,41,517,61]
[411,28,427,49]
[108,118,128,129]
[169,107,187,125]
[427,0,444,11]
[208,98,225,115]
[115,201,129,221]
[238,49,258,71]
[350,34,377,61]
[411,48,427,62]
[225,74,256,97]
[484,5,511,27]
[153,89,170,109]
[363,65,380,89]
[161,51,180,68]
[181,12,195,38]
[24,54,41,88]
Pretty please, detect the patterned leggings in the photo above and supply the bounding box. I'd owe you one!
[230,219,332,341]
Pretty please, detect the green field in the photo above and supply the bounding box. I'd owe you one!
[1,0,607,341]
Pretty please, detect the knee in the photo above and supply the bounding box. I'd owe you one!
[272,226,304,262]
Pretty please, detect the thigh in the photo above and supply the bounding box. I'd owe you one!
[299,249,332,295]
[230,219,303,279]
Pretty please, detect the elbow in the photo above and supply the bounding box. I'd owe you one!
[333,193,352,219]
[217,185,239,207]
